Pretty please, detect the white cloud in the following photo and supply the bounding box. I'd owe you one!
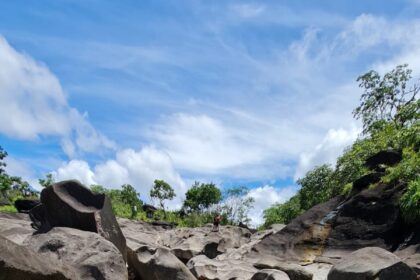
[246,185,298,227]
[52,147,187,209]
[0,36,115,157]
[230,4,265,18]
[294,126,359,180]
[54,160,96,186]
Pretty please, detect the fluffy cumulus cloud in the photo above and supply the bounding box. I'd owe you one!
[294,127,359,180]
[246,185,298,226]
[52,147,187,209]
[0,36,115,157]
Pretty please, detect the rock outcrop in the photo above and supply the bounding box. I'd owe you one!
[327,247,417,280]
[0,235,71,280]
[0,218,127,280]
[128,244,197,280]
[26,227,128,280]
[30,180,127,261]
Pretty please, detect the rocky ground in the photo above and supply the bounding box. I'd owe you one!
[0,151,419,279]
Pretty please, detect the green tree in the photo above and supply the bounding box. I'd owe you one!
[0,146,7,175]
[90,184,108,194]
[0,147,32,199]
[39,173,54,188]
[150,179,176,211]
[354,64,419,134]
[121,184,142,218]
[297,164,334,210]
[183,182,222,212]
[222,186,255,226]
[263,195,303,227]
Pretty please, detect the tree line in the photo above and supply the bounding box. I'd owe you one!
[0,154,255,227]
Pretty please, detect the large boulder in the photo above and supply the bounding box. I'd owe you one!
[327,247,417,280]
[250,196,343,261]
[0,235,71,280]
[25,227,128,280]
[0,214,127,280]
[352,172,383,193]
[365,150,402,171]
[31,180,127,261]
[14,199,40,213]
[127,244,196,280]
[327,183,408,250]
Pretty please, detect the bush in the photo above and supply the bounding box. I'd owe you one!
[400,179,420,224]
[0,205,17,213]
[262,196,303,228]
[382,147,420,185]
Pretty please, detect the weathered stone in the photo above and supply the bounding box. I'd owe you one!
[251,269,290,280]
[128,244,196,280]
[0,216,33,245]
[328,183,407,250]
[253,256,312,280]
[31,180,127,261]
[327,247,417,280]
[26,227,128,280]
[187,254,257,280]
[14,199,40,213]
[352,172,383,192]
[365,150,402,171]
[0,235,71,280]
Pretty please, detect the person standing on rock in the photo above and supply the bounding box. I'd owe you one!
[212,214,221,232]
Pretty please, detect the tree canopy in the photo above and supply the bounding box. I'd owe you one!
[354,64,419,134]
[222,186,255,226]
[150,179,176,210]
[183,182,222,212]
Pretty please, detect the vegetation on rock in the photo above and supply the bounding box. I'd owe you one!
[263,64,419,228]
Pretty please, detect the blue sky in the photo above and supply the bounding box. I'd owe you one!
[1,0,420,224]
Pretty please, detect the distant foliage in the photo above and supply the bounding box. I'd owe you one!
[0,146,34,202]
[183,181,222,212]
[297,165,334,211]
[90,184,143,219]
[39,173,55,188]
[263,196,303,227]
[222,186,255,226]
[150,179,176,211]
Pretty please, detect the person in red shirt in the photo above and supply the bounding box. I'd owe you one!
[212,214,221,232]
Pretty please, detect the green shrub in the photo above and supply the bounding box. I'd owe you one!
[382,147,420,185]
[262,196,303,229]
[0,205,17,213]
[400,179,420,224]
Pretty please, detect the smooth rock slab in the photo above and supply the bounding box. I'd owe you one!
[327,247,417,280]
[253,255,313,280]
